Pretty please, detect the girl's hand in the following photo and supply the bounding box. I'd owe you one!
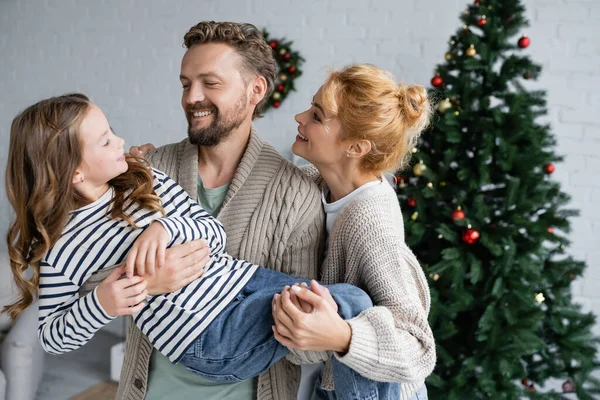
[125,222,170,278]
[272,280,352,353]
[96,265,148,317]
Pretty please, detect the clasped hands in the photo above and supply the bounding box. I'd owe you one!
[271,281,352,354]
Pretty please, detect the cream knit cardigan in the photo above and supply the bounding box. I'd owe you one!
[288,167,436,400]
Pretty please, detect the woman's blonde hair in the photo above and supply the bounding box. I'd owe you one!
[4,93,163,320]
[320,64,433,174]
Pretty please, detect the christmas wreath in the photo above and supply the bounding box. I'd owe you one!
[262,29,304,112]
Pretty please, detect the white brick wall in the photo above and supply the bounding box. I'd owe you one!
[0,0,598,343]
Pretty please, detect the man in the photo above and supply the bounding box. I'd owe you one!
[122,21,324,400]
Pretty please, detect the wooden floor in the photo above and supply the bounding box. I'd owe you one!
[68,382,118,400]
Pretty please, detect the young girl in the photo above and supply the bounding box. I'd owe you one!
[271,64,437,400]
[4,93,400,398]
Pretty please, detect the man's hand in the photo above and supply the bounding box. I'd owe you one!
[144,239,211,295]
[96,265,147,317]
[129,143,157,157]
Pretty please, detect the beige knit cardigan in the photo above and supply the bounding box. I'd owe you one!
[289,167,437,400]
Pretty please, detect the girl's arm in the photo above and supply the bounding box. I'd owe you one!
[124,169,227,277]
[152,169,226,256]
[38,262,115,354]
[38,263,146,354]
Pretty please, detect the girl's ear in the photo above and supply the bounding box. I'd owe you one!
[72,170,84,185]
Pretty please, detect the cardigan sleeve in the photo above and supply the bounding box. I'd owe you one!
[334,216,436,383]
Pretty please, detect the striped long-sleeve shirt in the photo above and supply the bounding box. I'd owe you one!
[38,169,259,363]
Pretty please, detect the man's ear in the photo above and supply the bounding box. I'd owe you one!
[249,75,268,106]
[347,139,372,158]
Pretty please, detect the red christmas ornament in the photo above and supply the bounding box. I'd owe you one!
[562,380,575,393]
[523,72,532,80]
[545,163,555,174]
[474,0,480,4]
[431,76,443,87]
[522,379,531,387]
[283,52,292,61]
[462,228,480,244]
[407,197,416,207]
[547,227,554,233]
[273,101,281,108]
[268,40,278,49]
[288,65,296,73]
[518,36,531,48]
[277,84,284,91]
[477,17,487,26]
[452,208,465,221]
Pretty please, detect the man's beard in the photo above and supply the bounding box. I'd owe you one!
[186,93,248,147]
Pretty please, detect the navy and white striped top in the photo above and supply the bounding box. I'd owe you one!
[38,169,259,363]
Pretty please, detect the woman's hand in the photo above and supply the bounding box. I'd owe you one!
[125,222,170,278]
[272,280,352,353]
[144,239,211,295]
[96,265,147,317]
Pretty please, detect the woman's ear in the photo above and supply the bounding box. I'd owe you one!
[347,140,372,158]
[249,75,268,106]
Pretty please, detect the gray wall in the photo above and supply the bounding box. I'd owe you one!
[1,0,599,340]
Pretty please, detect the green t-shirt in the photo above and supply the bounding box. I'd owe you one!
[145,176,257,400]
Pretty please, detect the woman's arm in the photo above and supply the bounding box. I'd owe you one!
[273,226,435,383]
[335,231,435,383]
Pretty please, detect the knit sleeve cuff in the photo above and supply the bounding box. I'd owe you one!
[333,312,379,372]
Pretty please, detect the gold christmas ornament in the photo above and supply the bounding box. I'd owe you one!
[279,48,288,55]
[535,293,545,304]
[412,147,418,153]
[432,273,440,281]
[279,73,288,81]
[427,182,433,189]
[413,161,427,176]
[438,98,452,113]
[466,44,477,57]
[445,52,453,61]
[454,111,460,116]
[272,92,281,100]
[440,181,447,186]
[411,212,419,221]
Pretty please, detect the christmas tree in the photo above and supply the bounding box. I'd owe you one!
[396,0,600,398]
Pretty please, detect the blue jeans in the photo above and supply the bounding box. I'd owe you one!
[178,267,401,400]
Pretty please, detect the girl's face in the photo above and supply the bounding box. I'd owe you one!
[76,104,127,188]
[292,87,347,168]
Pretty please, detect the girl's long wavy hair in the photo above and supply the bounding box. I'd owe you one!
[4,93,164,321]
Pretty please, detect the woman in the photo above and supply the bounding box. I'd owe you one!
[271,64,436,400]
